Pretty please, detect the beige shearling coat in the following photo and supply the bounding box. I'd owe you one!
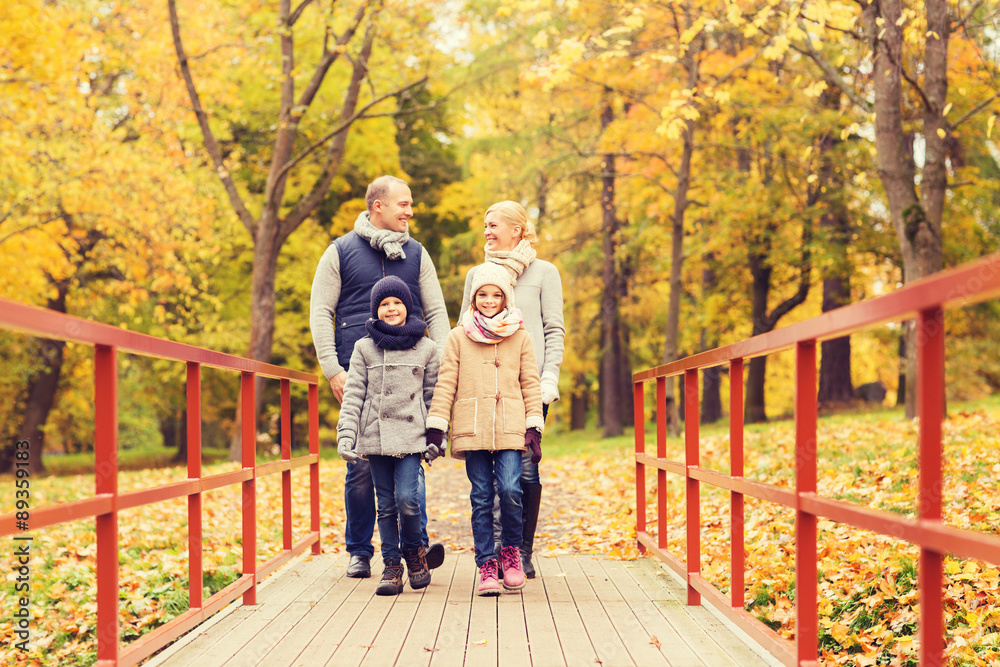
[426,325,544,459]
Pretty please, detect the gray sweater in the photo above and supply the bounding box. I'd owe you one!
[309,243,450,380]
[337,337,439,458]
[461,258,565,381]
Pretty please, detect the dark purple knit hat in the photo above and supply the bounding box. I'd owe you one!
[369,275,413,319]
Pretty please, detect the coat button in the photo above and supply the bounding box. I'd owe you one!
[381,413,387,420]
[410,393,415,400]
[495,360,500,367]
[385,389,391,396]
[388,365,395,371]
[412,368,419,375]
[407,416,414,422]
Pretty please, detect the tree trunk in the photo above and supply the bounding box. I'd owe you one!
[745,220,812,423]
[817,210,853,405]
[863,0,946,417]
[599,94,624,438]
[700,256,722,423]
[570,373,588,431]
[661,37,699,436]
[818,274,854,406]
[6,283,70,474]
[701,366,722,424]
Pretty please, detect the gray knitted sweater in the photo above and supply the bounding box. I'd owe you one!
[461,258,565,381]
[336,337,439,458]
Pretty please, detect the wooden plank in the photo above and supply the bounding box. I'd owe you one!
[257,556,361,667]
[289,561,379,667]
[219,601,312,667]
[321,558,398,666]
[577,557,670,666]
[397,552,461,666]
[467,560,499,667]
[538,556,600,666]
[555,555,635,667]
[598,559,705,667]
[359,596,421,667]
[430,552,476,667]
[625,559,742,666]
[519,556,565,667]
[155,605,257,666]
[163,550,336,666]
[497,585,529,667]
[633,561,777,666]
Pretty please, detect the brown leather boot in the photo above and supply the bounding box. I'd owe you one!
[402,546,431,590]
[376,558,404,596]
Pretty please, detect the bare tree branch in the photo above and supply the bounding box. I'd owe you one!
[951,91,999,128]
[289,0,315,26]
[167,0,255,234]
[0,216,62,247]
[281,31,375,238]
[794,22,872,111]
[275,75,428,182]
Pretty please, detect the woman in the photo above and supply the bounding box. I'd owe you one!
[460,200,565,578]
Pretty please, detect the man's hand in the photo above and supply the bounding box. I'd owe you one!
[330,371,348,403]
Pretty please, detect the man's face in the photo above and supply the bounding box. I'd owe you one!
[370,184,413,233]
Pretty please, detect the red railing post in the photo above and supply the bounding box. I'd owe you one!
[918,308,945,666]
[309,383,321,554]
[656,377,668,551]
[94,345,119,665]
[634,380,646,553]
[685,368,701,606]
[241,371,257,605]
[281,379,292,551]
[795,340,818,663]
[186,362,203,609]
[730,358,745,610]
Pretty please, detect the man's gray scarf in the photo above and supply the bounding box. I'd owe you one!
[354,211,409,260]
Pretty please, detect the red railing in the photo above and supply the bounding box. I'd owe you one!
[633,252,1000,666]
[0,298,322,666]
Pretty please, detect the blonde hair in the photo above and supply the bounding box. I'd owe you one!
[484,200,537,246]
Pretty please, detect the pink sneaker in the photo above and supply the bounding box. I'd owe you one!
[478,558,501,596]
[500,545,525,590]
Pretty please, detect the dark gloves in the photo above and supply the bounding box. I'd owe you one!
[525,428,542,465]
[424,428,444,464]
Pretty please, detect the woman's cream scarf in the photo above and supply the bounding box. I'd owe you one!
[485,239,536,285]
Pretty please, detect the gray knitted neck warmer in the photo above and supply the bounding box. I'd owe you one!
[354,211,409,260]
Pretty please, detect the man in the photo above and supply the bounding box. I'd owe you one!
[310,175,450,578]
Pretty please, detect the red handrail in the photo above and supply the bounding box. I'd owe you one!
[633,252,1000,666]
[0,298,322,666]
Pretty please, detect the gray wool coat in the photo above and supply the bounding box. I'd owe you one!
[336,336,440,459]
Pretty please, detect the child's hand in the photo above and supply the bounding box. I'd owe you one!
[424,428,444,464]
[424,443,443,464]
[338,438,359,464]
[525,428,542,464]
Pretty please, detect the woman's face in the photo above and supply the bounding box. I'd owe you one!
[484,212,521,252]
[377,296,407,326]
[474,285,506,318]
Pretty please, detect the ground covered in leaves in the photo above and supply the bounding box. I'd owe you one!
[2,405,999,666]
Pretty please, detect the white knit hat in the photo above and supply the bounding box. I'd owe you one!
[469,263,515,310]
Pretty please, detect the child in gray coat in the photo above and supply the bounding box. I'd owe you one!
[337,276,440,596]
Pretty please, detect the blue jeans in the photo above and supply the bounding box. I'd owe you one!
[465,449,523,566]
[368,454,423,561]
[345,458,428,558]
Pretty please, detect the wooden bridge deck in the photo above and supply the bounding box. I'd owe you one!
[147,552,779,667]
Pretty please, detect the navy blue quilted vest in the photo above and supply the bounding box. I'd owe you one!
[333,232,424,368]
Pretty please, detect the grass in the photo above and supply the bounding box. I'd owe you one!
[43,443,231,476]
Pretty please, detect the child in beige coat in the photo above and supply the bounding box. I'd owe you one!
[425,263,543,595]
